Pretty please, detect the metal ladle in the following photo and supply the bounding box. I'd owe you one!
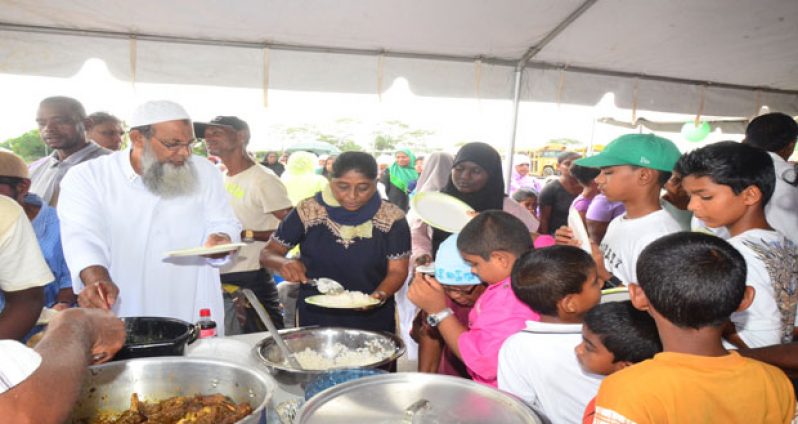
[241,288,303,370]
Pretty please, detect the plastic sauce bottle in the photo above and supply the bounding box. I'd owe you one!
[198,308,217,338]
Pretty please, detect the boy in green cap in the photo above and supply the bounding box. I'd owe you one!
[556,133,683,287]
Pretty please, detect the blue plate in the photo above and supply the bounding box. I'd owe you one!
[304,368,388,400]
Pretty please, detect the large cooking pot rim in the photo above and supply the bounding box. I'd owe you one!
[121,316,198,347]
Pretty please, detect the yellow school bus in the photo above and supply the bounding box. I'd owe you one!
[530,144,567,176]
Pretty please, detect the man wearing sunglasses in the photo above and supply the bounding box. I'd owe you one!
[57,100,241,332]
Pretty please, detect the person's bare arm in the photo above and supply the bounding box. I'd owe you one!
[373,258,409,299]
[417,331,444,373]
[52,288,77,311]
[740,342,798,371]
[0,287,44,340]
[407,274,467,359]
[245,207,293,242]
[260,240,308,282]
[537,205,553,234]
[586,219,610,245]
[0,308,125,423]
[77,265,118,310]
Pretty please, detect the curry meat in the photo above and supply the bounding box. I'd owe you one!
[90,393,253,424]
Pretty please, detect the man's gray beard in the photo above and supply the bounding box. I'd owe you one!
[140,142,198,198]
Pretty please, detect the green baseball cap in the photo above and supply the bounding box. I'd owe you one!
[575,133,681,172]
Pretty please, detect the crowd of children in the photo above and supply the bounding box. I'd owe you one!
[407,112,798,423]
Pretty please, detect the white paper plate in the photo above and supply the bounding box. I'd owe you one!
[305,294,381,309]
[601,287,630,303]
[416,264,436,274]
[568,207,592,254]
[165,242,246,258]
[411,192,474,233]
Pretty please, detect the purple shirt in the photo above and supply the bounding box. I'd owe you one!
[458,277,539,387]
[571,194,593,213]
[585,194,625,222]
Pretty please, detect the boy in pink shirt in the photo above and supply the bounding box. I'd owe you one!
[409,210,538,386]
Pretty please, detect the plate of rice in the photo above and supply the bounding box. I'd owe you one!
[305,290,381,309]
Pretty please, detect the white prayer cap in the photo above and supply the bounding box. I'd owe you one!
[129,100,191,128]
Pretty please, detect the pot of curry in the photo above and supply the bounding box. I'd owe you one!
[69,357,275,424]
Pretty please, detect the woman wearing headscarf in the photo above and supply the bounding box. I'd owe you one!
[261,152,411,333]
[280,151,330,206]
[415,143,539,266]
[508,153,540,195]
[380,148,419,212]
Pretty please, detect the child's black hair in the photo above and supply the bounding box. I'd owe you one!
[511,245,595,316]
[745,112,798,153]
[637,232,747,329]
[584,301,662,363]
[570,164,600,187]
[331,151,378,180]
[511,188,538,203]
[457,210,533,260]
[676,141,775,206]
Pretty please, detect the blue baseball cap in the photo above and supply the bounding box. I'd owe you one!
[435,234,479,286]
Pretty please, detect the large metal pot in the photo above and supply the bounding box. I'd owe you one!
[256,326,405,388]
[68,357,275,424]
[297,373,543,423]
[114,316,198,360]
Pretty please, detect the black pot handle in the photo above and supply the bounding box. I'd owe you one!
[187,323,200,345]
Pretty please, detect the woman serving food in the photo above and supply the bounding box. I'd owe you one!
[260,152,411,333]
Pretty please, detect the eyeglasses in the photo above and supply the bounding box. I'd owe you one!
[442,284,482,295]
[155,137,196,152]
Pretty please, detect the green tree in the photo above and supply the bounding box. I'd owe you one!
[281,122,364,152]
[1,130,47,162]
[371,120,434,154]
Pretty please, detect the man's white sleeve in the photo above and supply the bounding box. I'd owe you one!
[58,166,110,291]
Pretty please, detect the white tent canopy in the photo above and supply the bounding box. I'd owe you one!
[1,0,797,117]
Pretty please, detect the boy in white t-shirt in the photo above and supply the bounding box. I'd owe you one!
[497,245,603,424]
[556,134,683,286]
[679,141,798,348]
[744,112,798,246]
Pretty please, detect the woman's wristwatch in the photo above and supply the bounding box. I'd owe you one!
[426,307,454,327]
[243,229,255,243]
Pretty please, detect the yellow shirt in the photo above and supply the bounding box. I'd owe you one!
[0,196,53,291]
[593,351,795,424]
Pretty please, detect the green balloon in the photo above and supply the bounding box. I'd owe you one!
[681,121,711,142]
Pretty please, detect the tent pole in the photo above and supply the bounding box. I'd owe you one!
[505,67,523,193]
[504,0,600,192]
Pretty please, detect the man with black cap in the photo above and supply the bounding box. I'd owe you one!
[196,116,292,333]
[57,101,241,332]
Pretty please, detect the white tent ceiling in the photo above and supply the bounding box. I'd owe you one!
[1,0,797,116]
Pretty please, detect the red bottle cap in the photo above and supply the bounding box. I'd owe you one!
[199,308,211,317]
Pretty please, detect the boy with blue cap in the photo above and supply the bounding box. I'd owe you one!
[411,233,486,377]
[556,134,683,287]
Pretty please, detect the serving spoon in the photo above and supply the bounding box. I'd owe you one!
[306,277,345,295]
[241,289,304,370]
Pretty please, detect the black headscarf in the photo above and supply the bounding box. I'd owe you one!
[432,142,506,256]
